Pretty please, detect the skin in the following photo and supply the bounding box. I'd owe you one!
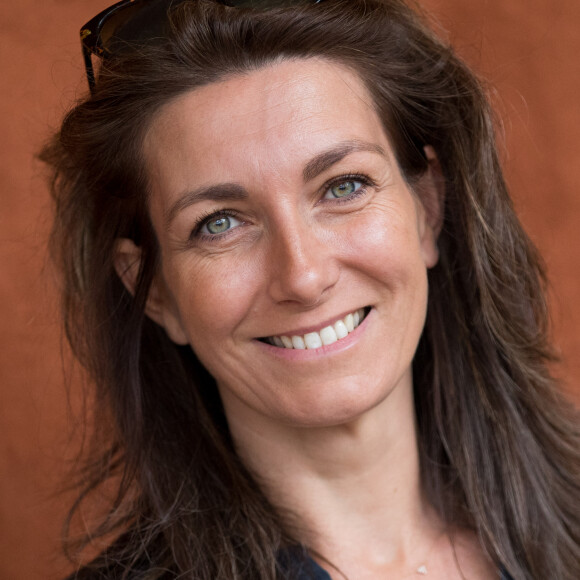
[116,58,494,578]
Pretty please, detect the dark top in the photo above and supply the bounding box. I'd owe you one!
[279,546,515,580]
[296,557,515,579]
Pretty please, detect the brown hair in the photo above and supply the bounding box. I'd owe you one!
[41,0,580,578]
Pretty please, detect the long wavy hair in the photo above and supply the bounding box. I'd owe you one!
[41,0,580,578]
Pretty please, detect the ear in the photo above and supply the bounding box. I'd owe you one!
[415,145,445,268]
[113,238,189,345]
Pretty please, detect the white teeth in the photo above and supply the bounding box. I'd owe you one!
[304,332,322,349]
[267,308,368,350]
[334,319,348,339]
[345,313,354,332]
[320,325,338,346]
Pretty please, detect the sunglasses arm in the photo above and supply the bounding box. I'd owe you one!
[82,44,97,94]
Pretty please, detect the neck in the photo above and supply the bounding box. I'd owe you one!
[224,374,443,574]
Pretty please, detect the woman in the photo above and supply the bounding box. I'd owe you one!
[42,0,580,578]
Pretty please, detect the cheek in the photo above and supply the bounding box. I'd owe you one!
[339,207,429,366]
[165,253,262,345]
[337,203,427,285]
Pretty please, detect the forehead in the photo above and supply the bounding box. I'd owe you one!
[143,58,391,203]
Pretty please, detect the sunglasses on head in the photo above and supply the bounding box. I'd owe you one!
[80,0,324,93]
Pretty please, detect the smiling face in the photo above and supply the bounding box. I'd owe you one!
[133,58,440,429]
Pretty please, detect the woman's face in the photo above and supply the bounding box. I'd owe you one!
[138,58,440,428]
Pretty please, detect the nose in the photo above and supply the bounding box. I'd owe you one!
[267,215,340,306]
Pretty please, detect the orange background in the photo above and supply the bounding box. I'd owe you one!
[1,1,579,578]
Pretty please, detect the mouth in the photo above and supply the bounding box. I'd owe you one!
[259,306,371,350]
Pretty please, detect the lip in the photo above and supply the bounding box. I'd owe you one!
[255,306,373,360]
[258,307,369,340]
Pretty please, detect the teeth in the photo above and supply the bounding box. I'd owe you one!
[345,313,354,332]
[334,320,348,339]
[319,325,338,346]
[304,332,322,349]
[267,308,367,350]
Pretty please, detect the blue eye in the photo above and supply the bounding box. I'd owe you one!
[324,179,362,199]
[202,214,242,235]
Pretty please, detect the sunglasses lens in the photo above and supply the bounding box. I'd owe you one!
[224,0,318,5]
[100,2,152,54]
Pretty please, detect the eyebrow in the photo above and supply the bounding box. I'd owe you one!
[164,140,387,228]
[302,140,387,182]
[165,183,247,228]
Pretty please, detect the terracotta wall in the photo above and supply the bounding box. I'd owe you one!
[1,1,578,578]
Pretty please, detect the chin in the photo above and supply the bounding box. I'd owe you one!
[274,374,406,429]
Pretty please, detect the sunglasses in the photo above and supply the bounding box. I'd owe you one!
[80,0,324,94]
